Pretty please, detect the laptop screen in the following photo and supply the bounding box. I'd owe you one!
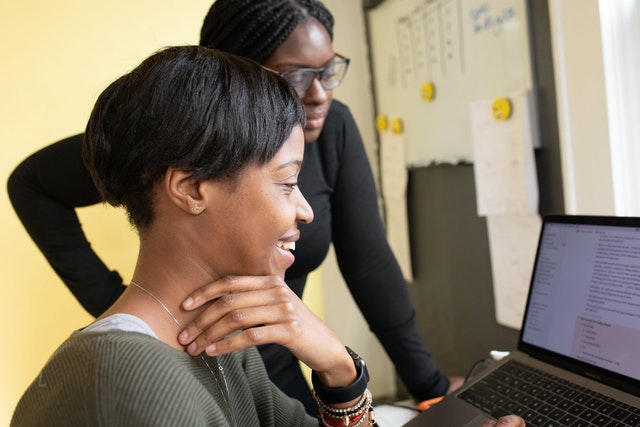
[520,216,640,382]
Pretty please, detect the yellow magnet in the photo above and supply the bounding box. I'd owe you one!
[492,97,512,121]
[391,118,404,135]
[376,115,388,132]
[420,82,436,102]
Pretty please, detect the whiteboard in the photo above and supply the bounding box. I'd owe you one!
[368,0,533,165]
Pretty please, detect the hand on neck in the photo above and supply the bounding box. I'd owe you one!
[98,276,210,352]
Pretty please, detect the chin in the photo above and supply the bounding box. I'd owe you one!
[268,261,291,278]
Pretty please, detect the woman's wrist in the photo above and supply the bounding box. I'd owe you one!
[311,347,369,404]
[313,388,375,427]
[312,347,377,426]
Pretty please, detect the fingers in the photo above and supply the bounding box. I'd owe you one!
[198,321,303,356]
[185,298,299,355]
[176,273,347,371]
[446,376,465,394]
[178,276,300,355]
[482,415,526,427]
[182,275,273,310]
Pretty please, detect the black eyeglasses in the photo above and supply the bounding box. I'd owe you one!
[279,54,350,97]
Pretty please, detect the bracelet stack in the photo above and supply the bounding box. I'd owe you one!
[312,388,377,427]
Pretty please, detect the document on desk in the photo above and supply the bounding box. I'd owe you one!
[373,404,417,427]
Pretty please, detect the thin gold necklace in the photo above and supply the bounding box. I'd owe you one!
[129,280,236,426]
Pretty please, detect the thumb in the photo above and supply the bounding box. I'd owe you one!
[482,415,526,427]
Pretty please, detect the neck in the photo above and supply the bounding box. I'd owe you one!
[99,276,202,351]
[129,280,183,329]
[100,233,220,350]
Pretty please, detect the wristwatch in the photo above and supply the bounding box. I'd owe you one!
[311,346,370,404]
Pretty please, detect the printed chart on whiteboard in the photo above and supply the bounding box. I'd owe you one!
[368,0,533,166]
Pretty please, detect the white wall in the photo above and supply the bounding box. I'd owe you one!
[548,0,615,215]
[599,0,640,216]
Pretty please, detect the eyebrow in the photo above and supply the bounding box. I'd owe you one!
[272,160,303,172]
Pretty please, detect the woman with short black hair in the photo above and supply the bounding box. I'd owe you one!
[7,0,463,413]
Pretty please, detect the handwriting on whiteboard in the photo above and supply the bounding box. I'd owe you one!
[470,3,516,36]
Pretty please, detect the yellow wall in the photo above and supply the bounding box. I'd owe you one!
[0,1,214,423]
[0,1,376,422]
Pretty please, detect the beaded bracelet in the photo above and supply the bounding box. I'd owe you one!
[313,388,377,427]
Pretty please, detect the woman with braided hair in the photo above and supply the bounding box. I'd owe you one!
[7,0,464,414]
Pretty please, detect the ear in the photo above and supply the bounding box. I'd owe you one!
[164,168,205,215]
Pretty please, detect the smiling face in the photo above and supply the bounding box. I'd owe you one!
[261,18,335,144]
[201,125,313,278]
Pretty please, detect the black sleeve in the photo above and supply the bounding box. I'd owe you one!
[325,106,450,400]
[7,134,126,316]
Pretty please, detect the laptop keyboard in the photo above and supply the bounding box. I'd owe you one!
[458,360,640,427]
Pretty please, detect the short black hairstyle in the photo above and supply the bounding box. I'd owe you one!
[82,46,306,230]
[199,0,334,63]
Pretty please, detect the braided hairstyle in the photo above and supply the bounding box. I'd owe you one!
[199,0,334,64]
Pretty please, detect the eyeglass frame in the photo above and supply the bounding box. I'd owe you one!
[278,53,350,97]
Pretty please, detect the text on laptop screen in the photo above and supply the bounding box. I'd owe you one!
[521,221,640,381]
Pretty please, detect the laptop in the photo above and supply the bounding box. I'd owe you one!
[406,215,640,427]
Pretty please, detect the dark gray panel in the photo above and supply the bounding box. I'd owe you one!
[406,164,519,379]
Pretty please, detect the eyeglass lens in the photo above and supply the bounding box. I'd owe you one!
[281,57,350,96]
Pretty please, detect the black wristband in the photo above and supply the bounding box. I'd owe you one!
[311,346,370,404]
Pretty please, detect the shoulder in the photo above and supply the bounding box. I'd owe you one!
[44,331,189,384]
[313,100,368,180]
[12,331,218,425]
[328,98,351,116]
[324,99,356,131]
[23,331,194,400]
[316,99,362,154]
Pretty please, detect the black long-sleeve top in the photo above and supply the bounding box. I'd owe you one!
[7,100,449,404]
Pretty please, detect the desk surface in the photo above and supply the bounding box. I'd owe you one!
[374,403,418,426]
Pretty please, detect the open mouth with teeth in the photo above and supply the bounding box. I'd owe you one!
[277,241,296,251]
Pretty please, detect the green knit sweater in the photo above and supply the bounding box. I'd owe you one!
[12,329,315,426]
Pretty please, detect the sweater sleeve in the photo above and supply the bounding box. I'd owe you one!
[7,134,126,316]
[238,348,317,426]
[324,103,450,400]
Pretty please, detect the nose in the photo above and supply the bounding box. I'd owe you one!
[296,190,314,225]
[301,77,330,103]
